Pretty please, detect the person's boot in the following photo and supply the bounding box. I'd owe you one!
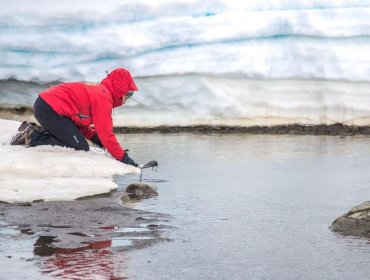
[10,122,37,145]
[17,120,29,132]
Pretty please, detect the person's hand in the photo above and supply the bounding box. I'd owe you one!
[91,134,103,148]
[121,152,138,167]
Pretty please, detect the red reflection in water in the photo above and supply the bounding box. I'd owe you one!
[35,237,128,279]
[99,226,118,230]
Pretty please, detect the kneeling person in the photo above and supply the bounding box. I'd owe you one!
[10,68,139,167]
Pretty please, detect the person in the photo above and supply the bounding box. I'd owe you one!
[10,67,139,167]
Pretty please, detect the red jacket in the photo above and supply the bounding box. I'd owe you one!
[39,68,138,161]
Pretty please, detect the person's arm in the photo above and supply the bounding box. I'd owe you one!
[90,98,137,166]
[92,104,123,159]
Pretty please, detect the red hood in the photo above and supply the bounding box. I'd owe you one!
[101,68,138,108]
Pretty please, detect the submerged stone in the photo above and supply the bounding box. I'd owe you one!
[125,183,158,199]
[330,201,370,237]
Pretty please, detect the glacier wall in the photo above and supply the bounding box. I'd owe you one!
[1,0,370,126]
[118,77,370,126]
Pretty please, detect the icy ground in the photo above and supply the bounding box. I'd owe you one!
[0,119,139,203]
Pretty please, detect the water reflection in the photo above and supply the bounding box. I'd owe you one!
[29,219,164,280]
[34,236,128,279]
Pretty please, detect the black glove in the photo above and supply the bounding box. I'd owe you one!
[121,152,138,167]
[91,134,103,148]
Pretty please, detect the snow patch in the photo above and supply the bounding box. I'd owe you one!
[0,119,139,203]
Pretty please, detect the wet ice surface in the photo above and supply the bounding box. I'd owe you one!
[116,133,370,280]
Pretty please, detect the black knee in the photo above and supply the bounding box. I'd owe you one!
[75,141,90,151]
[81,143,90,151]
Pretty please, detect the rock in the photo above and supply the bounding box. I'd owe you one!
[125,183,158,199]
[15,202,32,207]
[330,201,370,237]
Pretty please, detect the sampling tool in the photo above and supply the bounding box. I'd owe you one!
[138,160,158,181]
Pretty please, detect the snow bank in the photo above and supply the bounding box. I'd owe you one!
[107,77,370,126]
[1,1,370,127]
[0,119,139,203]
[1,1,370,82]
[2,77,370,127]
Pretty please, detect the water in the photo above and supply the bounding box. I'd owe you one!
[116,133,370,280]
[2,133,370,279]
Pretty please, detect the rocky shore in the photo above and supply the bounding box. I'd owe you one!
[0,188,170,255]
[115,123,370,135]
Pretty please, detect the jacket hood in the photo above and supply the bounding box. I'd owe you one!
[101,68,138,108]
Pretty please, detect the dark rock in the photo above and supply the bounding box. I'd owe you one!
[125,183,158,199]
[15,202,32,207]
[330,201,370,237]
[20,228,34,235]
[360,127,370,135]
[147,224,158,229]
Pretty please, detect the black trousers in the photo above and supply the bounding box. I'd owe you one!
[31,97,89,151]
